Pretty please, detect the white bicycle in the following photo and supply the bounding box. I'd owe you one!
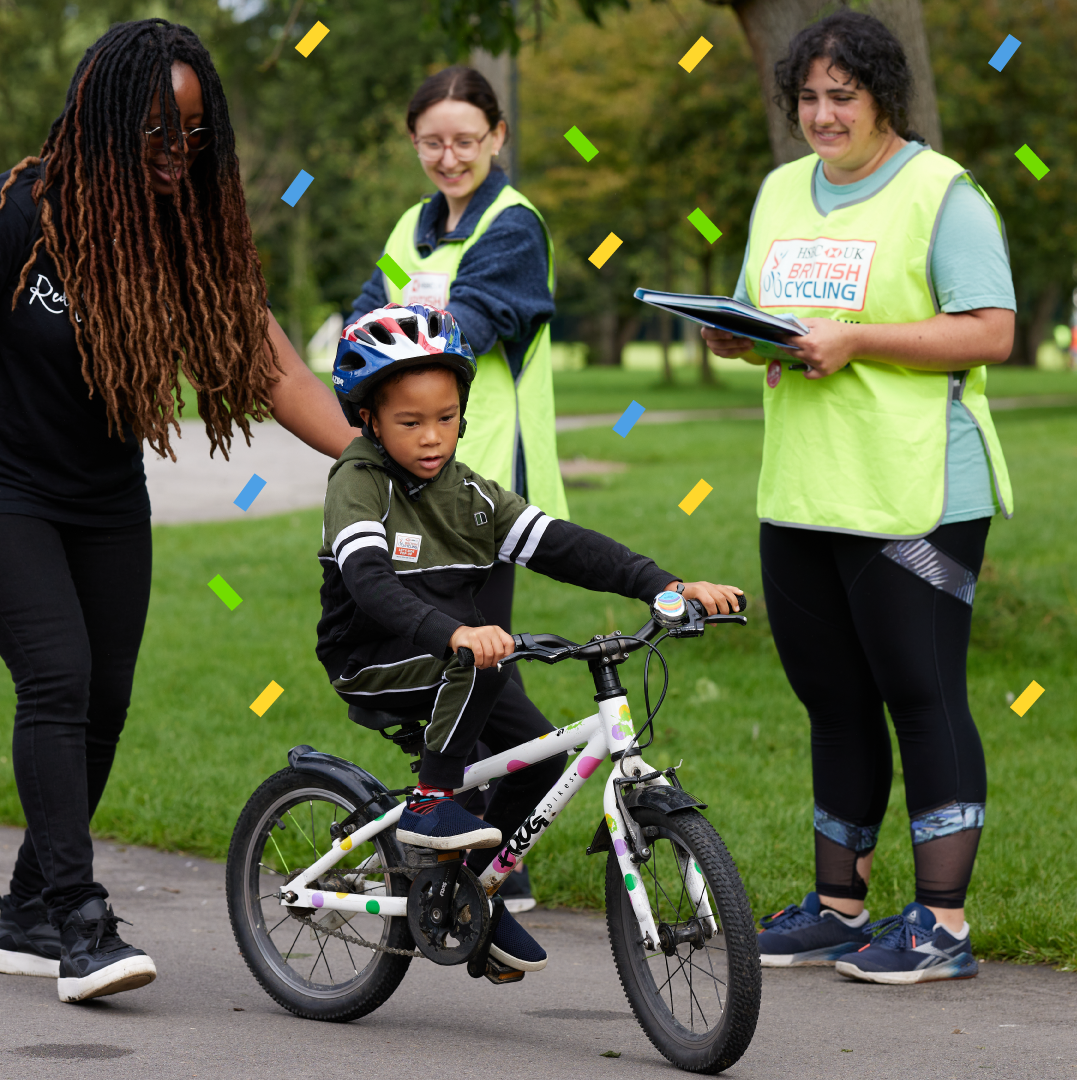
[226,591,762,1074]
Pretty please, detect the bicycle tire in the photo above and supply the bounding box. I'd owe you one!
[605,807,761,1073]
[226,767,414,1022]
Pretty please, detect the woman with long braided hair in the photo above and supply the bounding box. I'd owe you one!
[0,20,356,1002]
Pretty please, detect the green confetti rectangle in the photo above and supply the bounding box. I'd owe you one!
[688,207,722,244]
[1014,144,1049,180]
[564,126,599,162]
[376,252,412,290]
[208,574,243,611]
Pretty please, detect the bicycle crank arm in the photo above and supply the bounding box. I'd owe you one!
[279,888,408,918]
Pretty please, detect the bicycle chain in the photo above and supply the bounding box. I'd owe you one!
[285,865,423,959]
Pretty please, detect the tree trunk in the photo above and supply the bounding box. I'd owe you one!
[470,48,519,184]
[699,248,715,384]
[728,0,943,165]
[1012,282,1060,367]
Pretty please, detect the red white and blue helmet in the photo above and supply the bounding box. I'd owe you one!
[333,303,476,427]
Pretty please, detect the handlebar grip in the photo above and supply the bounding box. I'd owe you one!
[736,593,747,612]
[456,646,476,668]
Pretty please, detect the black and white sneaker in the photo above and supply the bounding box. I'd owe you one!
[56,899,157,1003]
[489,908,547,972]
[0,895,61,978]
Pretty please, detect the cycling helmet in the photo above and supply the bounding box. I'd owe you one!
[333,303,476,431]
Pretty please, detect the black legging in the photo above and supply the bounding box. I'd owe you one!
[760,518,990,908]
[0,514,152,919]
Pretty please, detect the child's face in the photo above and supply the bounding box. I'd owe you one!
[361,368,461,479]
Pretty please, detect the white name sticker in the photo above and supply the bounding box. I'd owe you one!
[392,532,422,563]
[758,238,877,312]
[402,272,450,310]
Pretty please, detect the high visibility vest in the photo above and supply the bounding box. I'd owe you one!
[745,146,1013,537]
[381,185,569,520]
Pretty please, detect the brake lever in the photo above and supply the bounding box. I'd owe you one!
[496,644,576,672]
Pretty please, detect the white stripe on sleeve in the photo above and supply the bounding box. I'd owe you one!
[333,520,386,555]
[515,514,553,567]
[337,535,389,567]
[497,504,542,564]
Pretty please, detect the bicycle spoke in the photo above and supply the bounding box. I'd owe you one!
[284,807,317,855]
[267,831,291,874]
[266,911,293,936]
[310,800,320,859]
[342,933,361,977]
[258,861,284,877]
[283,924,303,964]
[309,929,333,984]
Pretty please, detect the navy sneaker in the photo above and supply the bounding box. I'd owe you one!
[396,798,501,851]
[835,901,978,984]
[57,899,157,1003]
[757,892,871,967]
[498,865,537,914]
[0,895,61,978]
[489,907,547,972]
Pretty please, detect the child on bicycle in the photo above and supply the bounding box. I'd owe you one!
[317,303,744,971]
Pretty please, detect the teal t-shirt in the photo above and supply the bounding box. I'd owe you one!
[735,142,1015,525]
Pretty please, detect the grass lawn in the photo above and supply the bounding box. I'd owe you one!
[0,391,1074,968]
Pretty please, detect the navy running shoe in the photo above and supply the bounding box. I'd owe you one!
[396,798,501,850]
[489,907,547,972]
[757,891,871,967]
[835,901,978,984]
[0,895,61,978]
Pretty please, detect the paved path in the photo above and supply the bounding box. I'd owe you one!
[1,826,1073,1079]
[148,396,1077,526]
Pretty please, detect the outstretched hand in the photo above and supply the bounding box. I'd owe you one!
[666,581,745,616]
[449,624,515,669]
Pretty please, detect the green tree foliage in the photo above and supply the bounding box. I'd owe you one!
[516,3,771,366]
[925,0,1077,363]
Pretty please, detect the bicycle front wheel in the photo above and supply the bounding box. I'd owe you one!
[605,807,761,1073]
[226,767,414,1022]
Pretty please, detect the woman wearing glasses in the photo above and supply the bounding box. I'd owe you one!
[351,67,566,911]
[0,20,353,1001]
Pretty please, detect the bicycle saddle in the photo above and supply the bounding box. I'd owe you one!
[347,688,438,732]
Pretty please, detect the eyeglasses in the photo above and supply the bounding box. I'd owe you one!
[414,129,492,162]
[143,126,214,153]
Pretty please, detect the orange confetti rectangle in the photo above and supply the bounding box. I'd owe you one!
[588,233,623,269]
[1010,680,1044,716]
[679,37,713,73]
[679,479,713,515]
[250,681,284,717]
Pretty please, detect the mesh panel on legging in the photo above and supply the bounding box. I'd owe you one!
[814,834,871,901]
[913,827,983,908]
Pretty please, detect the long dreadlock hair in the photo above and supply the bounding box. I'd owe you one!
[0,18,279,459]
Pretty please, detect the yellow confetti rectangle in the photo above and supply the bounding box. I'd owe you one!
[678,479,713,515]
[1010,680,1044,717]
[679,37,713,73]
[295,21,329,57]
[588,233,623,269]
[250,680,284,717]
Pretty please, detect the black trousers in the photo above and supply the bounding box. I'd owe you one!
[760,519,990,908]
[0,514,152,920]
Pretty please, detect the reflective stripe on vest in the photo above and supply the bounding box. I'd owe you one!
[745,146,1013,537]
[381,185,569,520]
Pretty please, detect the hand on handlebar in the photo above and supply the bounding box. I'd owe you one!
[450,624,515,670]
[667,580,745,616]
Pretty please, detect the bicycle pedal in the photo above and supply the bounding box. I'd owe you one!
[484,957,525,985]
[404,847,442,868]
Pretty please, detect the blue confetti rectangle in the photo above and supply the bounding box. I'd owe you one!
[612,400,646,438]
[988,35,1021,71]
[234,473,267,511]
[281,170,314,207]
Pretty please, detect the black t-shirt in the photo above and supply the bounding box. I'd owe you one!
[0,165,150,526]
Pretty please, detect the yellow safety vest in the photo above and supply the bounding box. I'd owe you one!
[745,146,1013,537]
[382,185,569,520]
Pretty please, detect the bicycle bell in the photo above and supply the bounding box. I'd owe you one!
[652,590,688,628]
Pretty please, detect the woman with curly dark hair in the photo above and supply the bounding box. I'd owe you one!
[703,9,1015,985]
[0,19,355,1002]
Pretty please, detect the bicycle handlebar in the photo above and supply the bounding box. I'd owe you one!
[480,592,747,671]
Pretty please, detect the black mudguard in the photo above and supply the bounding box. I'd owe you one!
[287,744,399,819]
[586,783,708,855]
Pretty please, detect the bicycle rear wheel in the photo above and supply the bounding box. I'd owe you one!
[605,807,761,1073]
[226,767,414,1022]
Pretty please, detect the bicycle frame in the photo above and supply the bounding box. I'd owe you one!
[275,689,709,952]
